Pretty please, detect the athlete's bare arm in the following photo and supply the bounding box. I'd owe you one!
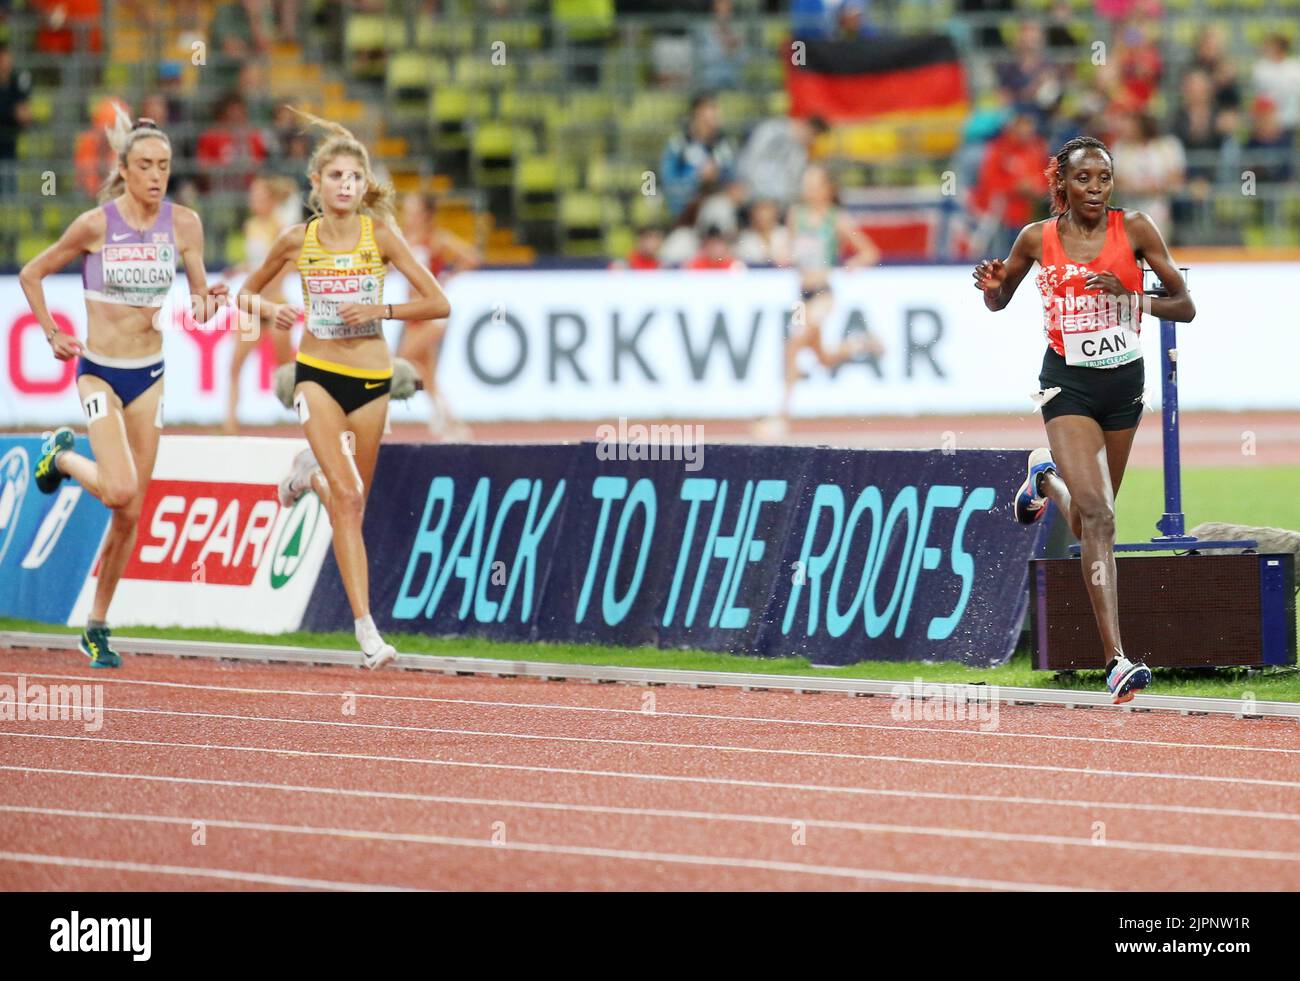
[372,221,450,322]
[174,206,228,321]
[1120,210,1195,323]
[974,222,1044,312]
[837,212,881,268]
[17,209,104,360]
[238,223,306,330]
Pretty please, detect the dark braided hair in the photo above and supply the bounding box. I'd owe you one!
[1044,136,1113,216]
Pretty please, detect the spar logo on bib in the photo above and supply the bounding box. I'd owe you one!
[269,491,324,589]
[113,480,281,585]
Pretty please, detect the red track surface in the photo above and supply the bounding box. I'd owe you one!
[2,647,1298,891]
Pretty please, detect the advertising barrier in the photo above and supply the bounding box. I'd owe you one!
[2,264,1298,425]
[0,433,110,624]
[302,442,1053,666]
[64,436,334,632]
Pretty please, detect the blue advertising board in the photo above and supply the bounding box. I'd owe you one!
[0,434,110,624]
[302,442,1053,665]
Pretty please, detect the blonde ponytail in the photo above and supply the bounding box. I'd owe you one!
[289,106,396,225]
[97,103,172,203]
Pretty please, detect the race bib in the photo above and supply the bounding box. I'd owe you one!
[101,243,175,306]
[303,273,382,340]
[1063,322,1141,368]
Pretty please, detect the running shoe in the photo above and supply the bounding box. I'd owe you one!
[1105,653,1152,704]
[277,448,319,509]
[34,427,75,494]
[358,629,397,670]
[80,626,121,669]
[1013,447,1057,524]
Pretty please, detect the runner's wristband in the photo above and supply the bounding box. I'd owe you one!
[386,304,393,320]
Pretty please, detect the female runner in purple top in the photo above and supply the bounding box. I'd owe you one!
[18,108,227,668]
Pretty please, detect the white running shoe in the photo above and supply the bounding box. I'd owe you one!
[356,621,397,670]
[278,448,319,509]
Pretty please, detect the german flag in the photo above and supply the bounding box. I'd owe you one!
[786,34,967,122]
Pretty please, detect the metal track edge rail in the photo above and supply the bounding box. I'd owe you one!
[3,630,1297,720]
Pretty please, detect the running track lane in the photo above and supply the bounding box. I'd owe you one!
[1,648,1297,891]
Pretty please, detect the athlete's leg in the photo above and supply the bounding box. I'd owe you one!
[1041,414,1124,659]
[224,332,258,435]
[58,376,140,509]
[88,380,163,622]
[296,381,373,620]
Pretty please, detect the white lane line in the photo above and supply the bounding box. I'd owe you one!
[4,704,1294,789]
[4,769,1298,865]
[0,851,411,891]
[0,806,1079,892]
[5,735,1300,820]
[7,669,1293,757]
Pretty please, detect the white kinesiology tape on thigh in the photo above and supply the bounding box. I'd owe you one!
[155,396,164,429]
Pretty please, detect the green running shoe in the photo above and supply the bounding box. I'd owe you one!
[80,626,121,669]
[34,427,75,494]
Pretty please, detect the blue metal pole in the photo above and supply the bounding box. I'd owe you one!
[1155,315,1185,539]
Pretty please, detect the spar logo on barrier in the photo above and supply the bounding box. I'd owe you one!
[116,479,281,585]
[270,491,324,589]
[0,446,30,566]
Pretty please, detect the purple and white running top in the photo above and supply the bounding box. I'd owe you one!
[82,199,177,307]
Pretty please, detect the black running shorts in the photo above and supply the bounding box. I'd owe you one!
[1037,347,1145,431]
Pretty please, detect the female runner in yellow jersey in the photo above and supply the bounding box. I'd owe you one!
[238,111,450,669]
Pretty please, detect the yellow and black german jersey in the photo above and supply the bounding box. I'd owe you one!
[296,215,386,340]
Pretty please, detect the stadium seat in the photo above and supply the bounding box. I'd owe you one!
[387,51,451,102]
[499,90,560,127]
[429,86,491,137]
[415,17,475,51]
[471,123,517,189]
[605,224,634,260]
[629,194,667,230]
[18,235,48,265]
[559,191,607,257]
[344,14,386,55]
[456,53,520,88]
[495,19,544,51]
[515,155,560,222]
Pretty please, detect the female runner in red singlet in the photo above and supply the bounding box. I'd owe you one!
[972,136,1195,703]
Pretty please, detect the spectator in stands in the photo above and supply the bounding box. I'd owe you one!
[1112,111,1185,240]
[210,0,273,87]
[735,199,791,265]
[696,180,745,236]
[1173,70,1224,184]
[995,21,1062,126]
[1252,34,1300,140]
[1101,20,1161,113]
[239,61,276,124]
[1245,96,1293,184]
[956,0,1014,50]
[74,97,127,199]
[33,0,102,54]
[1189,25,1241,113]
[968,106,1048,257]
[196,92,269,192]
[791,0,834,40]
[0,43,31,194]
[831,0,879,40]
[613,223,665,270]
[736,115,828,210]
[685,225,745,271]
[552,0,615,85]
[158,62,188,128]
[660,92,737,221]
[694,0,749,90]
